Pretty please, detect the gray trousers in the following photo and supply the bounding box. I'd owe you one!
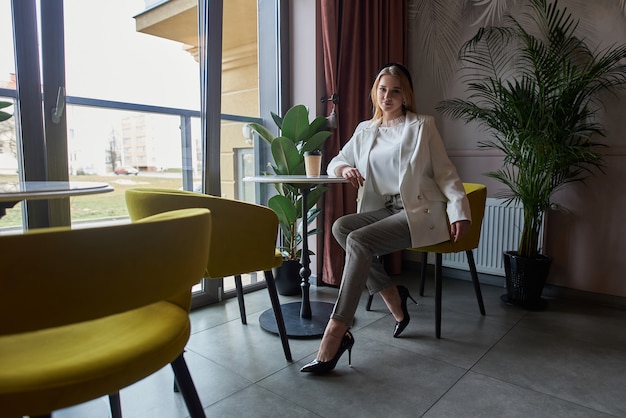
[330,195,412,326]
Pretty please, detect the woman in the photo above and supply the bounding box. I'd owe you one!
[301,63,471,374]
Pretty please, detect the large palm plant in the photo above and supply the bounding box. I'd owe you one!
[437,0,626,258]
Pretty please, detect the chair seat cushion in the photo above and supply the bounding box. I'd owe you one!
[0,301,190,416]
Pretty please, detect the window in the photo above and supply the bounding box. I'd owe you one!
[3,0,286,307]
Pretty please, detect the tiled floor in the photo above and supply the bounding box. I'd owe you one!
[55,269,626,418]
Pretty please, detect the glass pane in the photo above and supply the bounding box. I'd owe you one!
[66,106,203,226]
[64,0,199,109]
[3,0,268,298]
[66,0,264,295]
[220,0,261,292]
[221,0,259,118]
[0,2,15,87]
[0,97,21,234]
[61,0,202,226]
[0,0,22,234]
[60,1,209,299]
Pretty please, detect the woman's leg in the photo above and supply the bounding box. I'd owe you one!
[330,208,412,326]
[311,208,411,363]
[314,318,349,362]
[305,207,411,371]
[309,209,388,362]
[379,285,403,321]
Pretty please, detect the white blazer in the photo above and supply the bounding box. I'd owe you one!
[327,112,471,248]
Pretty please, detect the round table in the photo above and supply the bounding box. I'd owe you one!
[243,175,348,337]
[0,181,114,218]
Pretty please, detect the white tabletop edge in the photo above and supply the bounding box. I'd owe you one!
[243,175,348,184]
[0,181,114,201]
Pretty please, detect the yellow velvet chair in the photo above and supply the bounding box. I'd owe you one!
[124,188,292,362]
[0,208,212,418]
[366,183,487,338]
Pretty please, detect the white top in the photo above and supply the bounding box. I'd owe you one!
[369,122,403,196]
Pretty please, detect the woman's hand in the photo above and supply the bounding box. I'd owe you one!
[340,166,365,188]
[450,220,470,242]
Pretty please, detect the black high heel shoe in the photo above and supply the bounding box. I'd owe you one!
[300,331,355,374]
[393,285,417,338]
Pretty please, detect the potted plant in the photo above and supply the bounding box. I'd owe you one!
[437,0,626,308]
[248,105,332,295]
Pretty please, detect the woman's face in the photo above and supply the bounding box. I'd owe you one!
[377,74,404,118]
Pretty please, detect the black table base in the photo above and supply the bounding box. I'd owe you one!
[259,301,334,338]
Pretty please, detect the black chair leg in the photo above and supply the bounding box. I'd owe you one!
[264,270,293,362]
[234,274,247,324]
[466,250,486,315]
[366,293,373,311]
[435,253,443,339]
[108,392,122,418]
[419,252,428,296]
[171,353,206,418]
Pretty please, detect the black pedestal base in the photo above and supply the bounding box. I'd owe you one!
[259,301,334,338]
[500,294,548,311]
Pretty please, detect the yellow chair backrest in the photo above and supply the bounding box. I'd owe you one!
[413,183,487,254]
[125,188,280,278]
[0,208,211,335]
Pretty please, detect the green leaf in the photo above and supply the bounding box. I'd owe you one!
[271,137,303,175]
[0,101,13,122]
[271,111,283,130]
[309,115,328,135]
[305,186,327,212]
[268,194,297,229]
[281,104,309,144]
[247,122,275,146]
[301,131,332,153]
[305,207,322,227]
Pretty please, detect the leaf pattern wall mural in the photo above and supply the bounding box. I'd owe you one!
[470,0,515,25]
[408,0,626,95]
[408,0,465,93]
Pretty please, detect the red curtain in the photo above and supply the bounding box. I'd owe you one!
[319,0,408,286]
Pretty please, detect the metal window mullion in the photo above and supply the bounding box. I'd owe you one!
[198,0,223,198]
[193,0,224,306]
[41,0,70,226]
[12,0,49,228]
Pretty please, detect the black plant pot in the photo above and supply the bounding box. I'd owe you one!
[501,251,552,310]
[272,259,302,296]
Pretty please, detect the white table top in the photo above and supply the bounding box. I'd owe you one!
[243,175,348,184]
[0,181,114,202]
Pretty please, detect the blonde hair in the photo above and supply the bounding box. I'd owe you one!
[370,64,416,120]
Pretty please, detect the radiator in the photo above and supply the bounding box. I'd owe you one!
[442,198,526,276]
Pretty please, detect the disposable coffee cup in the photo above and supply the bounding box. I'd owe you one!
[304,151,322,177]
